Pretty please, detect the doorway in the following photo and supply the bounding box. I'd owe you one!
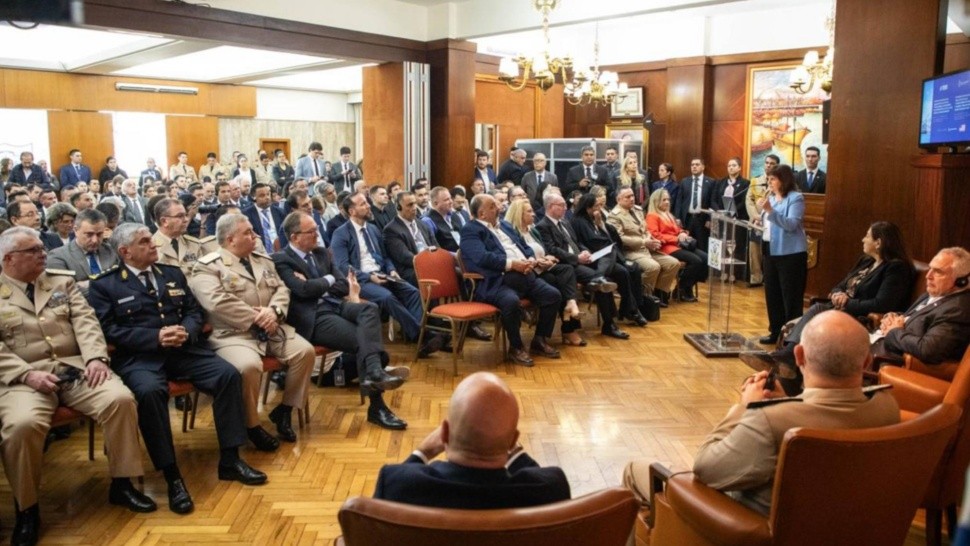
[260,138,291,161]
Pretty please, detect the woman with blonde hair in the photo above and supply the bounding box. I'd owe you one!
[616,156,647,205]
[646,188,707,302]
[504,199,586,345]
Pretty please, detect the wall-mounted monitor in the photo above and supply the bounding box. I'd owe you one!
[920,69,970,149]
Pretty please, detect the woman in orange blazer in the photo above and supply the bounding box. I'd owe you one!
[646,189,708,302]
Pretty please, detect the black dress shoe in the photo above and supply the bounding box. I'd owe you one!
[167,479,194,515]
[653,290,670,308]
[601,324,630,340]
[218,459,268,486]
[417,334,445,358]
[367,406,408,430]
[108,480,158,513]
[468,323,493,341]
[529,338,561,359]
[759,334,779,345]
[384,366,410,380]
[12,503,39,546]
[679,288,698,303]
[361,369,405,392]
[268,406,297,443]
[624,312,648,327]
[508,348,534,367]
[270,369,287,390]
[247,425,281,452]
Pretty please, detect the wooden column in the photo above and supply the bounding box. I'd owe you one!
[427,40,477,187]
[814,0,947,293]
[911,154,970,259]
[665,60,712,172]
[362,63,405,185]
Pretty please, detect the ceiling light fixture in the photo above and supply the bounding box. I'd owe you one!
[497,0,573,92]
[115,82,198,95]
[564,23,628,107]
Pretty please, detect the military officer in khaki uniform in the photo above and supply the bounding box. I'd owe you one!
[151,197,217,276]
[622,311,900,515]
[189,214,315,451]
[745,154,778,286]
[0,227,156,546]
[608,187,681,302]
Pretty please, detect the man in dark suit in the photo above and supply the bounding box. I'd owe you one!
[473,150,497,192]
[459,194,561,366]
[495,148,527,185]
[139,158,164,186]
[795,146,827,194]
[280,190,328,249]
[243,183,285,254]
[564,145,611,199]
[520,152,558,214]
[422,187,462,253]
[203,181,235,237]
[383,191,438,287]
[330,193,431,350]
[88,223,265,516]
[535,193,628,341]
[374,372,570,508]
[58,149,93,188]
[368,185,393,231]
[119,179,149,225]
[46,208,119,295]
[8,152,49,188]
[675,157,715,252]
[6,201,60,251]
[329,146,361,194]
[273,212,409,430]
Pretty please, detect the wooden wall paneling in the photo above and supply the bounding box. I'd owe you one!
[475,79,536,160]
[706,64,747,179]
[208,85,257,118]
[363,63,405,186]
[537,83,564,138]
[816,0,946,296]
[428,41,476,187]
[944,34,970,72]
[47,111,114,182]
[910,154,970,260]
[165,116,220,173]
[665,63,712,175]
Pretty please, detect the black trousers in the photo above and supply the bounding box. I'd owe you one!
[670,248,708,291]
[493,271,561,349]
[596,256,642,316]
[116,350,246,470]
[571,263,617,331]
[686,212,710,252]
[310,300,386,377]
[763,245,808,336]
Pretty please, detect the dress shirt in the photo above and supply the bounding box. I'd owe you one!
[290,246,336,286]
[477,219,525,270]
[355,223,381,273]
[125,264,157,292]
[408,219,428,251]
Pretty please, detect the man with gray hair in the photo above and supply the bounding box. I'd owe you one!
[46,208,119,294]
[0,227,154,544]
[316,182,340,222]
[89,223,264,515]
[119,178,148,225]
[520,152,558,213]
[151,198,217,276]
[623,310,900,515]
[189,214,316,450]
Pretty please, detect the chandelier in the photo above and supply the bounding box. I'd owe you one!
[498,0,573,92]
[790,0,835,94]
[564,23,627,107]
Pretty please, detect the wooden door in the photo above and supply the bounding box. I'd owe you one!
[260,138,290,161]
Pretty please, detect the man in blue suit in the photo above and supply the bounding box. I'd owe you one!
[473,150,497,192]
[459,194,561,366]
[330,193,443,356]
[243,183,285,254]
[294,142,327,188]
[675,157,716,253]
[58,149,93,188]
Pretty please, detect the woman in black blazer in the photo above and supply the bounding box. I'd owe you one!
[570,193,648,326]
[776,221,915,353]
[712,157,751,282]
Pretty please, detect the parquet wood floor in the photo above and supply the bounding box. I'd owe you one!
[1,284,944,544]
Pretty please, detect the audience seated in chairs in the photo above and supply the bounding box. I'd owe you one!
[458,194,562,367]
[624,310,900,515]
[571,192,649,327]
[373,372,570,508]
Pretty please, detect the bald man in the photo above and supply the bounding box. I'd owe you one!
[623,310,900,515]
[373,372,570,509]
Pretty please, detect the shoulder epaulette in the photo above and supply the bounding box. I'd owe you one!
[863,384,893,398]
[198,235,216,244]
[153,262,180,272]
[90,264,120,279]
[746,396,803,410]
[197,252,221,265]
[44,268,76,277]
[251,250,270,259]
[183,235,201,243]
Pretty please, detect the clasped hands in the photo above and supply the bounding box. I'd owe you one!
[879,312,905,334]
[829,291,850,310]
[252,306,279,335]
[510,257,538,274]
[739,370,786,405]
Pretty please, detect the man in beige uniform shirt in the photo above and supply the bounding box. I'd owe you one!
[608,187,680,305]
[0,227,155,546]
[189,214,315,451]
[152,198,217,276]
[623,310,900,515]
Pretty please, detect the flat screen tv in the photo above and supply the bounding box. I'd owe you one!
[920,68,970,149]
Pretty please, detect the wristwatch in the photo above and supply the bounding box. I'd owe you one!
[271,305,285,322]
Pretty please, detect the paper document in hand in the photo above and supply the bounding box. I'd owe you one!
[589,244,614,262]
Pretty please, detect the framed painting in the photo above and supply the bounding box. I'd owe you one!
[743,63,829,179]
[610,87,644,118]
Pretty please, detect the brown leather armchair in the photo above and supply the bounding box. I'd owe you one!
[335,487,639,546]
[647,404,962,546]
[880,346,970,545]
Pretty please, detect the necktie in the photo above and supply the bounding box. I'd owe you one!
[260,208,276,253]
[692,177,700,211]
[171,237,180,256]
[410,221,426,251]
[139,271,156,296]
[87,252,101,275]
[74,164,81,177]
[240,257,255,277]
[304,253,320,278]
[360,226,379,260]
[559,222,579,254]
[537,173,543,186]
[807,171,815,189]
[312,159,319,177]
[130,198,142,223]
[24,283,34,303]
[585,166,592,180]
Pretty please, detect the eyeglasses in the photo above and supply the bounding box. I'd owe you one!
[9,245,45,256]
[163,214,188,219]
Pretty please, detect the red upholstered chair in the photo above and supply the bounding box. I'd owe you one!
[416,250,501,374]
[646,404,962,546]
[50,405,95,461]
[334,487,639,546]
[879,346,970,545]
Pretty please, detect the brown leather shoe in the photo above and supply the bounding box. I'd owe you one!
[530,338,561,359]
[508,347,534,367]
